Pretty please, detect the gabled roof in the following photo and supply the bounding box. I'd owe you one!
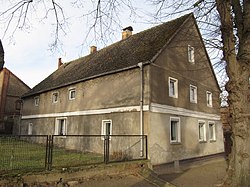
[23,13,192,98]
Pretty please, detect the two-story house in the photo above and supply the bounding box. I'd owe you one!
[20,14,224,165]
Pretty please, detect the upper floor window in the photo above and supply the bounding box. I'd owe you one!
[55,118,67,135]
[188,45,195,63]
[190,85,197,103]
[206,91,213,107]
[209,122,216,141]
[69,88,76,100]
[170,117,181,143]
[34,96,39,106]
[52,92,59,103]
[169,77,178,98]
[198,121,206,142]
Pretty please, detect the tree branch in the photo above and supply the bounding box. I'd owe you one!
[231,0,243,42]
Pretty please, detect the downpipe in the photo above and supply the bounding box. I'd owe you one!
[138,62,144,157]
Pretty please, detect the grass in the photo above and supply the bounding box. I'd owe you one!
[0,137,103,173]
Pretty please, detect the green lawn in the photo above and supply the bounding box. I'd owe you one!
[0,137,103,172]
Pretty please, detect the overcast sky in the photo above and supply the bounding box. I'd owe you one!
[1,1,161,88]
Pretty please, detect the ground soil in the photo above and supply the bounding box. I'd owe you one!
[0,157,227,187]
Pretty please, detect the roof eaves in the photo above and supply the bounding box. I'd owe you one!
[22,62,150,98]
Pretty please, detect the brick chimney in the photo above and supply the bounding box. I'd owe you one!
[58,58,63,68]
[90,46,97,54]
[122,26,133,40]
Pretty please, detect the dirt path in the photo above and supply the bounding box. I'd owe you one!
[155,158,227,187]
[74,174,161,187]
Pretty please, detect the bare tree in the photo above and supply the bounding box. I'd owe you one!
[1,0,249,186]
[138,0,250,185]
[0,0,137,52]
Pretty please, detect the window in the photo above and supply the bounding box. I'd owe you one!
[55,118,67,135]
[34,96,39,106]
[188,45,195,63]
[28,123,33,135]
[169,77,178,98]
[206,91,213,107]
[209,122,216,141]
[52,92,59,103]
[170,117,181,143]
[101,120,112,140]
[190,85,197,103]
[69,88,76,100]
[198,121,206,142]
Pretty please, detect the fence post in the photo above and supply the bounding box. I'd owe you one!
[46,135,53,170]
[104,135,110,164]
[45,135,49,169]
[145,135,148,159]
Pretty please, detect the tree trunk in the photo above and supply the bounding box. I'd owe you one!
[226,60,250,186]
[216,0,250,186]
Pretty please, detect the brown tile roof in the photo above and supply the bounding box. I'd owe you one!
[23,13,192,98]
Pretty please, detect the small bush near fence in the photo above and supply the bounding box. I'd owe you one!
[0,135,147,174]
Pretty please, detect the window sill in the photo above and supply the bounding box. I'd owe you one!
[54,135,67,138]
[170,142,181,145]
[169,95,178,99]
[199,140,207,143]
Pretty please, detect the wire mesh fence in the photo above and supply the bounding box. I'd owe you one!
[0,135,147,173]
[51,135,105,169]
[0,135,48,174]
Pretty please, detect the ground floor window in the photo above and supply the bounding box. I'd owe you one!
[208,121,216,141]
[28,123,33,135]
[101,120,112,140]
[198,121,206,142]
[55,118,67,135]
[170,117,181,143]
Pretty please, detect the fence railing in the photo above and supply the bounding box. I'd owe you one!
[0,135,147,173]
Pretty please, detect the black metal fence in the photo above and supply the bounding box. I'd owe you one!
[0,135,147,173]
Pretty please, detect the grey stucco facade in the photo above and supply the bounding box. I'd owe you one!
[20,14,224,165]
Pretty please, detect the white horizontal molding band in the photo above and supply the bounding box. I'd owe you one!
[151,103,220,120]
[22,103,220,120]
[22,105,150,119]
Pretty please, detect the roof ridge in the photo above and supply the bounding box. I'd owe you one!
[67,13,193,65]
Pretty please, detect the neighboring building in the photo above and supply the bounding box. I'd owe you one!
[20,14,224,165]
[0,40,31,134]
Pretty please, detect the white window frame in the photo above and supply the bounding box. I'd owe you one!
[188,45,195,63]
[52,92,59,103]
[55,117,67,136]
[68,88,76,100]
[206,91,213,107]
[34,96,40,106]
[208,121,216,141]
[101,120,112,140]
[170,117,181,143]
[28,123,33,135]
[169,77,178,98]
[190,85,197,103]
[198,120,206,142]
